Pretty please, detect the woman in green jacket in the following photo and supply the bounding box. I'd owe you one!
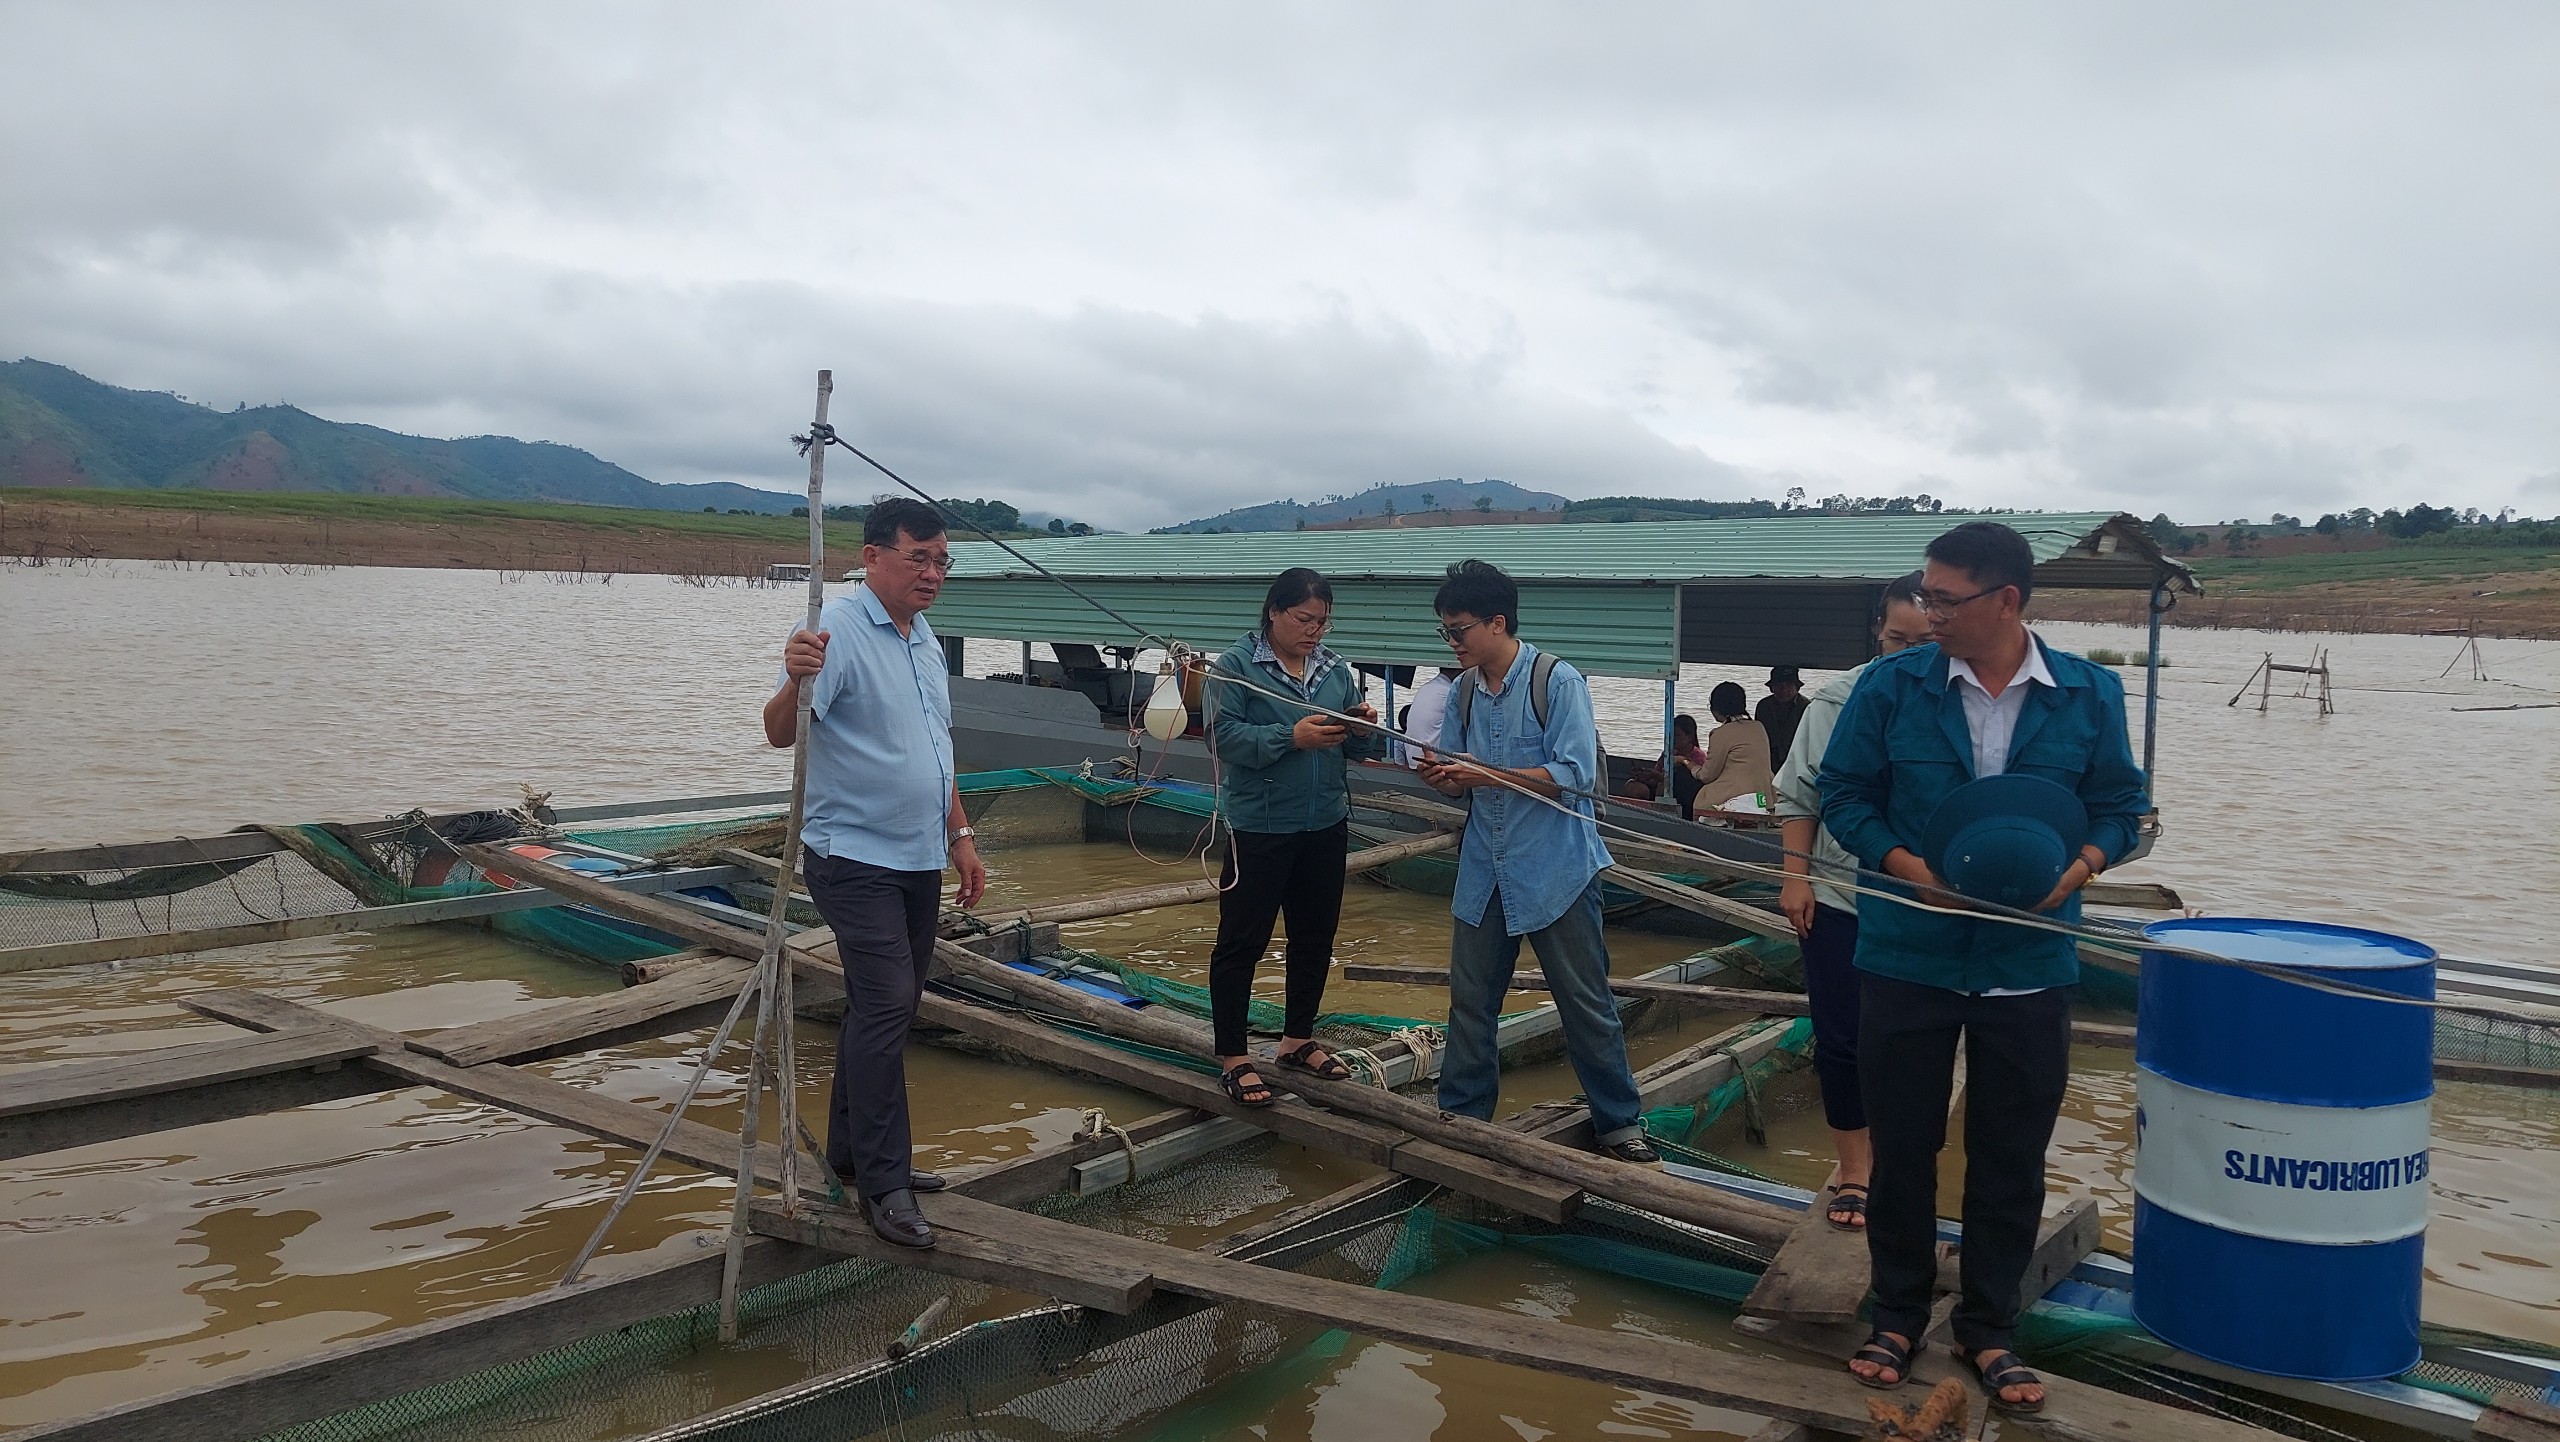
[1202,568,1385,1106]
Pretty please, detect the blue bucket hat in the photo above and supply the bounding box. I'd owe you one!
[1920,774,2090,910]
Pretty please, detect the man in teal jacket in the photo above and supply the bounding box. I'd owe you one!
[1816,522,2146,1411]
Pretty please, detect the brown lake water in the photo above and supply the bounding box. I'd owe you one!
[2,562,2557,1438]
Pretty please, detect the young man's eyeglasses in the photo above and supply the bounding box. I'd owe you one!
[1917,584,2006,617]
[1436,619,1485,644]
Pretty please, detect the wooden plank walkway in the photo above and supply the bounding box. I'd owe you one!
[929,938,1799,1248]
[1344,961,1813,1015]
[0,1029,382,1161]
[412,922,1057,1068]
[924,992,1586,1221]
[751,1192,2274,1442]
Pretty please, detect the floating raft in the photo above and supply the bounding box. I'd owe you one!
[4,781,2558,1442]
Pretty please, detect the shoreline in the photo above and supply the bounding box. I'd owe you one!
[6,491,2553,639]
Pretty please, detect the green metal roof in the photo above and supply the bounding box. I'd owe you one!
[942,511,2185,586]
[924,512,2188,680]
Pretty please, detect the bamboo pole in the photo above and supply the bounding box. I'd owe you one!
[718,369,835,1340]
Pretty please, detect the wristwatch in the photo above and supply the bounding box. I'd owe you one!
[947,825,975,848]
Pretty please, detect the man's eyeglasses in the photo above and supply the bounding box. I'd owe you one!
[1917,584,2005,617]
[885,548,954,574]
[1281,609,1333,634]
[1436,619,1484,645]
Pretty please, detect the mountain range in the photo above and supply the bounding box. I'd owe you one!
[1153,478,1568,533]
[0,359,801,514]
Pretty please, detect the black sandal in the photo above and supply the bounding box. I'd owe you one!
[1275,1041,1355,1081]
[1958,1346,2046,1414]
[1825,1181,1869,1232]
[1849,1330,1912,1390]
[1218,1063,1276,1109]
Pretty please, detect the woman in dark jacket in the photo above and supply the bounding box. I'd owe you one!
[1201,568,1385,1106]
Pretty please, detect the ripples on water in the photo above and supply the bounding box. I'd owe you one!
[2,563,2556,1436]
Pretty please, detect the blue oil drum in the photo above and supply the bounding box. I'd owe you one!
[2133,917,2435,1381]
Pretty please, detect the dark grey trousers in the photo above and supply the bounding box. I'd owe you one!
[1858,970,2073,1354]
[803,851,942,1203]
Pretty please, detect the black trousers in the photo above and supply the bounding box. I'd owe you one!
[1207,822,1348,1057]
[803,851,943,1203]
[1800,904,1866,1132]
[1858,971,2072,1353]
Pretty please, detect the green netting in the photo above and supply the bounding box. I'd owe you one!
[1639,1016,1815,1153]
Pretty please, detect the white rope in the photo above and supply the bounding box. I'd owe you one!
[1078,1106,1142,1186]
[1327,1043,1394,1089]
[1181,656,2546,1024]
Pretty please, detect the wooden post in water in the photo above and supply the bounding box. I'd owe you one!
[719,369,836,1340]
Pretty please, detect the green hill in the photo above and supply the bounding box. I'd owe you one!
[0,358,801,514]
[1156,478,1568,533]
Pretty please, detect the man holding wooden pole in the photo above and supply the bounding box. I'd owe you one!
[766,496,987,1249]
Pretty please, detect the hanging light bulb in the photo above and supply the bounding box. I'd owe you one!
[1142,659,1188,741]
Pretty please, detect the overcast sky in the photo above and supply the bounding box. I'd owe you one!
[4,3,2552,528]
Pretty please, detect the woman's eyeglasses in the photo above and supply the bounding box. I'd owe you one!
[1281,609,1333,634]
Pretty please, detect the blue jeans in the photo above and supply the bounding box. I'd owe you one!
[1438,881,1646,1144]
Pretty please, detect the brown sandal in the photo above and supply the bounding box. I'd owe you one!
[1275,1042,1355,1081]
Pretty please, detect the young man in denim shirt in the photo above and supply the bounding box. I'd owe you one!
[1417,561,1657,1166]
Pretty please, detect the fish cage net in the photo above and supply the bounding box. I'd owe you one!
[0,769,1180,962]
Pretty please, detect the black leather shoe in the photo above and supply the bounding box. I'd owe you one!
[1598,1135,1663,1167]
[908,1169,948,1193]
[865,1188,936,1249]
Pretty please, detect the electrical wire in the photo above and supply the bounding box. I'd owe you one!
[798,425,2546,1023]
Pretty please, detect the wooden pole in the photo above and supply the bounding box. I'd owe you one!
[719,369,834,1339]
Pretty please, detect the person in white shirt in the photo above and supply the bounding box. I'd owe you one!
[1392,667,1460,767]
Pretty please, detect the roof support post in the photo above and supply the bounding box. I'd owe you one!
[1661,677,1678,781]
[2143,583,2168,795]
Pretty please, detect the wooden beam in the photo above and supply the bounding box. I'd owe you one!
[768,1192,2272,1442]
[2082,879,2183,910]
[724,828,1456,932]
[1603,865,1795,941]
[2476,1394,2560,1442]
[413,922,1057,1069]
[0,1030,389,1162]
[0,864,743,975]
[181,989,798,1184]
[1741,1184,1872,1326]
[2002,1197,2102,1315]
[920,992,1584,1222]
[1343,961,1810,1015]
[8,1092,1196,1442]
[750,1199,1156,1314]
[452,834,1782,1242]
[929,939,1796,1248]
[455,844,823,964]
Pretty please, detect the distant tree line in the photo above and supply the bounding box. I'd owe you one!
[1560,490,1998,524]
[2145,504,2553,556]
[780,496,1086,536]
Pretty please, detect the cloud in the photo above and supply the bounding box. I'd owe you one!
[2,2,2553,526]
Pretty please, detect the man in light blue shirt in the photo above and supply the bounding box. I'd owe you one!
[768,498,986,1250]
[1416,561,1654,1165]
